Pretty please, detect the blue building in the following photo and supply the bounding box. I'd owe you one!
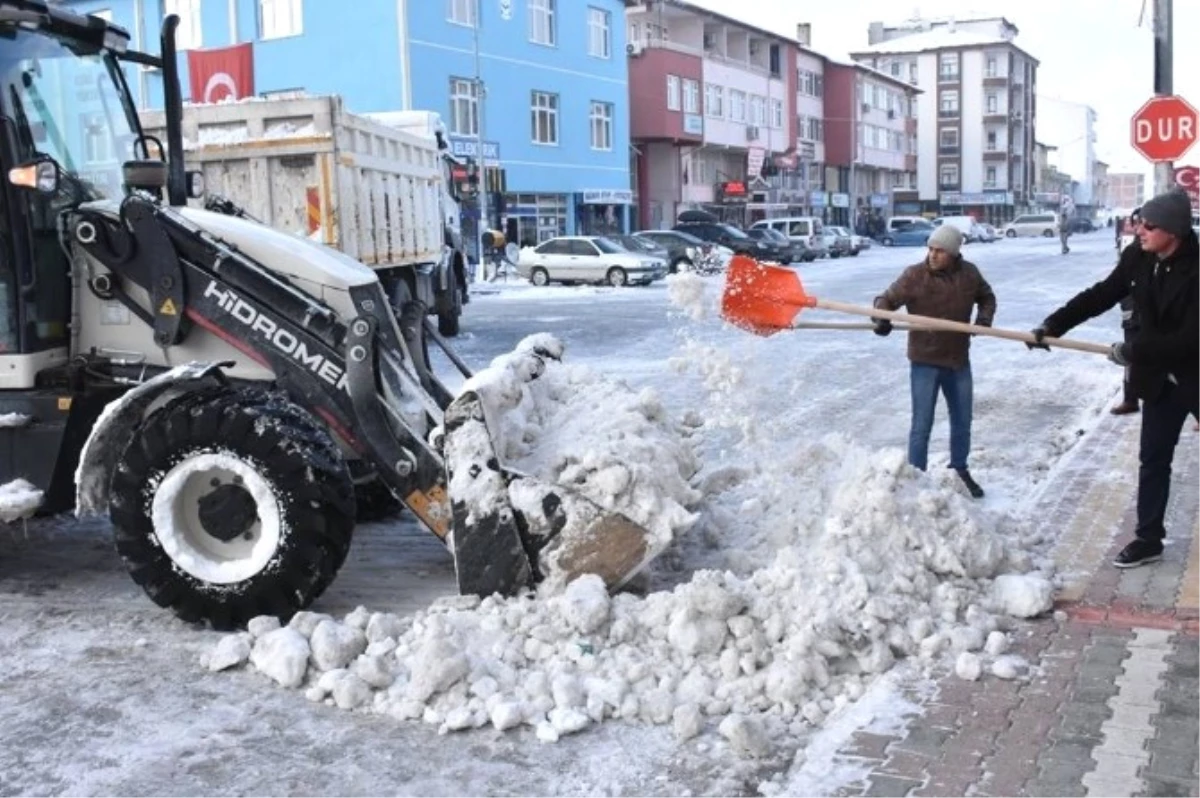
[65,0,633,242]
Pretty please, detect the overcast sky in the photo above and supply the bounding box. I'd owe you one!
[689,0,1199,185]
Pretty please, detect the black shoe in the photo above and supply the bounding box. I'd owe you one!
[1113,539,1163,568]
[954,468,985,499]
[1110,401,1139,415]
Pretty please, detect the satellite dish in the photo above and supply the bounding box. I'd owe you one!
[504,242,520,263]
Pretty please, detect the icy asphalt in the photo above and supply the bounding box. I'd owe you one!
[0,231,1144,796]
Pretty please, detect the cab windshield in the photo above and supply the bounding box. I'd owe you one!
[0,26,143,202]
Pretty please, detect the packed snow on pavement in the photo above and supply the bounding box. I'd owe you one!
[0,233,1135,795]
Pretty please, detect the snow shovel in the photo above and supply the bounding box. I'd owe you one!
[719,255,1111,355]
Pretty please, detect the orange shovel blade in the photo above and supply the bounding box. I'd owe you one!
[719,255,815,336]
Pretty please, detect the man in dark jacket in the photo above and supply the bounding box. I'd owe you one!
[873,225,997,498]
[1029,189,1199,568]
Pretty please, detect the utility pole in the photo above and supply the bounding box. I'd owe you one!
[1152,0,1173,195]
[473,0,490,278]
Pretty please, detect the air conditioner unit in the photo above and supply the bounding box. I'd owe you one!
[746,125,760,141]
[861,102,871,114]
[887,109,896,120]
[627,41,644,57]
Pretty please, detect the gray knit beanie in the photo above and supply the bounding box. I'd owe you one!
[1140,189,1193,238]
[928,224,964,255]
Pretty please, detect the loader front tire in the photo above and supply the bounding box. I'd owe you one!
[108,389,356,630]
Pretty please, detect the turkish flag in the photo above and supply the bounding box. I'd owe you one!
[1175,165,1198,210]
[187,43,254,104]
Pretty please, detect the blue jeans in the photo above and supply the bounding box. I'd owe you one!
[909,363,974,471]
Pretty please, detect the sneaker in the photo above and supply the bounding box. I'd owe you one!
[1113,539,1163,569]
[1110,401,1139,415]
[954,468,985,499]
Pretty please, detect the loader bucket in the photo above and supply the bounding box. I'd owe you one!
[441,388,657,598]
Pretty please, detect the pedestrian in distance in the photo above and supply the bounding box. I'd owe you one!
[1028,189,1199,568]
[871,225,997,499]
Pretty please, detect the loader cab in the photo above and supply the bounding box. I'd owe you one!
[0,3,158,387]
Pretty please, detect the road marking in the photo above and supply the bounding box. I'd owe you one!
[1082,627,1174,797]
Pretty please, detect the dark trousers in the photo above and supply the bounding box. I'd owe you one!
[1135,375,1200,541]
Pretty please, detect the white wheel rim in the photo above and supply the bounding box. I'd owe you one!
[150,451,283,584]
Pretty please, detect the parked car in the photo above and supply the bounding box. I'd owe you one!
[673,221,783,262]
[825,225,866,256]
[978,224,999,243]
[932,215,983,243]
[632,229,713,273]
[613,234,669,261]
[748,217,830,258]
[746,227,812,263]
[885,216,928,235]
[517,236,667,286]
[1003,213,1059,238]
[879,222,935,247]
[1065,217,1097,234]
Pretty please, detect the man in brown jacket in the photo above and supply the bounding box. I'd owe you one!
[872,225,997,498]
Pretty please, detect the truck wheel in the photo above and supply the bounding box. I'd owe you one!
[530,267,550,286]
[108,389,355,630]
[606,267,628,287]
[437,268,462,337]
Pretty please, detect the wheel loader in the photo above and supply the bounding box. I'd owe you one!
[0,1,654,629]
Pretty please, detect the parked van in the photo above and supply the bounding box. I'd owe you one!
[1003,213,1059,238]
[885,216,928,235]
[932,215,982,243]
[749,217,829,258]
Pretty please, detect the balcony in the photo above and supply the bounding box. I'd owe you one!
[983,110,1008,122]
[938,70,960,84]
[982,73,1008,87]
[938,145,960,155]
[905,154,917,171]
[938,108,960,118]
[982,148,1008,160]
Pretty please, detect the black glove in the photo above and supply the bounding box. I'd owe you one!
[872,317,893,337]
[1108,342,1130,367]
[1026,325,1051,351]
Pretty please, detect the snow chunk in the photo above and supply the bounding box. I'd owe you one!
[250,628,310,688]
[247,616,281,638]
[955,652,983,681]
[310,620,367,671]
[207,633,252,672]
[990,573,1054,618]
[0,479,43,523]
[559,575,611,634]
[991,655,1027,680]
[718,714,771,758]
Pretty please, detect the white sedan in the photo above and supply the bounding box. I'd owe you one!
[518,236,667,287]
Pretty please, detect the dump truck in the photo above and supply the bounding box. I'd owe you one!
[0,0,655,629]
[140,95,469,337]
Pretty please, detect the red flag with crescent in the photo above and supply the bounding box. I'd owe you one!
[187,43,254,104]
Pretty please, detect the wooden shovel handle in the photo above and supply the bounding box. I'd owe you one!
[815,298,1112,355]
[791,321,920,331]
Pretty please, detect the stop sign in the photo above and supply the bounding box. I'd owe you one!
[1131,95,1199,162]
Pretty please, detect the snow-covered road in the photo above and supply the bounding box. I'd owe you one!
[0,231,1140,796]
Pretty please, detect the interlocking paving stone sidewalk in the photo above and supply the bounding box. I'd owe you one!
[825,410,1200,797]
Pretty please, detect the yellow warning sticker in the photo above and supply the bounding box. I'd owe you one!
[405,485,452,539]
[57,397,72,411]
[159,297,178,316]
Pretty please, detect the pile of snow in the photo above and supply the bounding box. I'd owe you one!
[0,479,43,523]
[206,279,1058,749]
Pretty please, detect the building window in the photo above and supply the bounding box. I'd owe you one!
[587,7,610,58]
[985,166,997,186]
[666,75,680,111]
[939,90,959,116]
[986,92,998,114]
[770,99,783,128]
[797,69,823,97]
[940,163,959,187]
[165,0,202,49]
[704,84,724,118]
[909,61,918,83]
[529,0,556,46]
[260,0,302,39]
[985,55,998,77]
[799,115,823,142]
[939,127,959,151]
[589,101,613,150]
[447,0,477,27]
[449,77,478,136]
[683,79,699,114]
[749,95,765,125]
[769,44,781,77]
[730,90,746,122]
[531,91,559,145]
[938,52,959,81]
[986,129,998,150]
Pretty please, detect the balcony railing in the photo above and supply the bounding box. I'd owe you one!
[939,71,960,82]
[938,108,960,118]
[938,145,960,155]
